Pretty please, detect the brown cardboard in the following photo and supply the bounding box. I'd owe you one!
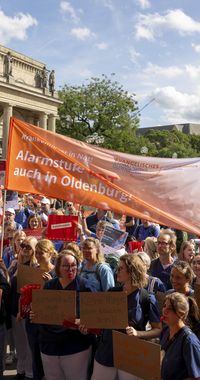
[113,330,161,380]
[17,264,45,291]
[32,289,76,325]
[80,292,128,329]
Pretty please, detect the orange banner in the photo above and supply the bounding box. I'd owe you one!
[5,117,200,235]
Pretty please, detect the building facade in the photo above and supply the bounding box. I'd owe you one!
[137,123,200,136]
[0,45,62,158]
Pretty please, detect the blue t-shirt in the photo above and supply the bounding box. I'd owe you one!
[95,287,160,367]
[161,326,200,380]
[146,275,166,293]
[134,224,160,241]
[150,258,173,290]
[79,261,115,292]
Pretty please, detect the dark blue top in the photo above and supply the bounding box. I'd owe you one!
[38,276,94,356]
[150,258,173,290]
[134,224,160,241]
[161,326,200,380]
[146,275,166,293]
[95,287,160,367]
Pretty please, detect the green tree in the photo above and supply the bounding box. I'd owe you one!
[140,129,198,158]
[57,74,139,151]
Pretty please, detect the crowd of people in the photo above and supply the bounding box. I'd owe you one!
[0,193,200,380]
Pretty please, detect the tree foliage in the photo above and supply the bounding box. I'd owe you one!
[57,74,139,151]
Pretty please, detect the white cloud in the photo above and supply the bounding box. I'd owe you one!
[0,10,37,44]
[136,0,151,10]
[191,42,200,53]
[135,9,200,41]
[143,62,184,78]
[129,47,141,63]
[96,0,114,11]
[96,42,109,50]
[185,64,200,79]
[70,27,96,40]
[151,86,200,122]
[60,1,80,23]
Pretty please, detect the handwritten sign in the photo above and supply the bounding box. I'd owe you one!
[80,292,128,329]
[113,331,161,380]
[17,264,44,291]
[32,289,76,325]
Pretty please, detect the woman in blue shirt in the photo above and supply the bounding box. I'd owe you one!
[161,292,200,380]
[92,254,161,380]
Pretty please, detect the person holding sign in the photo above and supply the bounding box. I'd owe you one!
[80,238,115,292]
[92,254,161,380]
[10,236,38,380]
[32,251,93,380]
[160,292,200,380]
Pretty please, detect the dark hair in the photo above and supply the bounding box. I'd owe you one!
[55,251,79,277]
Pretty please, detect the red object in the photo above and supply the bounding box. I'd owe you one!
[46,215,78,241]
[19,284,41,318]
[128,241,143,253]
[63,319,101,336]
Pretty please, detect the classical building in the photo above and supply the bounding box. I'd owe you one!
[0,45,62,158]
[137,123,200,136]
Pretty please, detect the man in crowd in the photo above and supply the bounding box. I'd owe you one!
[150,229,176,290]
[134,217,160,241]
[5,208,22,230]
[86,208,120,233]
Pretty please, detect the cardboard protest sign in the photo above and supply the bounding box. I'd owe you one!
[80,292,128,329]
[46,215,78,241]
[5,117,200,235]
[101,225,128,254]
[32,289,76,325]
[17,264,45,291]
[113,331,161,380]
[156,291,166,315]
[194,284,200,310]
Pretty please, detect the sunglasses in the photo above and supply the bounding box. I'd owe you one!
[20,243,32,250]
[67,203,73,208]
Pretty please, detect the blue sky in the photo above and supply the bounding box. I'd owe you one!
[1,0,200,128]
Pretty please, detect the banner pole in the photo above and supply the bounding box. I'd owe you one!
[0,189,7,258]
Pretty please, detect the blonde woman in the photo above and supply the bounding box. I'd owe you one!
[10,236,37,380]
[3,229,26,269]
[80,238,114,292]
[179,241,195,264]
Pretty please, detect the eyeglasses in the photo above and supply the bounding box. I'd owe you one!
[20,243,32,250]
[192,260,200,266]
[157,241,170,246]
[61,265,77,272]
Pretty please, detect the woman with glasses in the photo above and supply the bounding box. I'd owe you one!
[10,236,38,380]
[92,254,161,380]
[3,230,26,269]
[80,238,114,292]
[31,251,93,380]
[160,292,200,380]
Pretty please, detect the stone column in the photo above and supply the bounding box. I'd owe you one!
[39,112,47,129]
[48,114,56,133]
[2,104,13,158]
